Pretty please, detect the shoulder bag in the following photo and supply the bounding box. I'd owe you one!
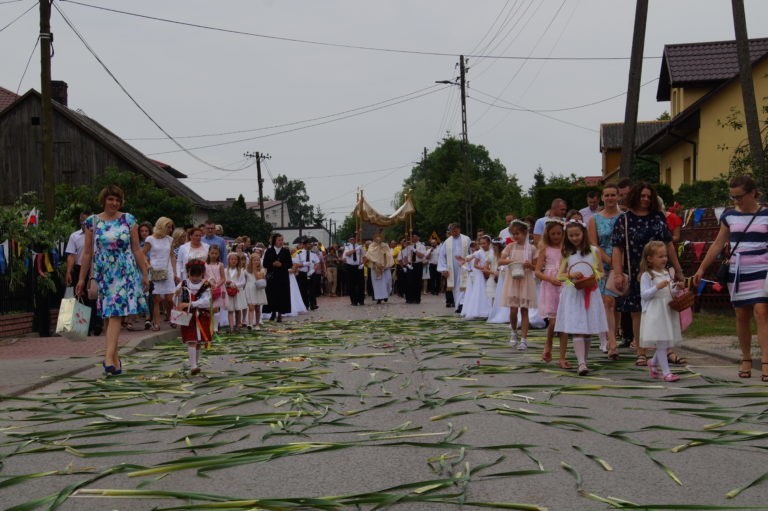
[86,215,99,300]
[716,208,761,287]
[605,213,630,297]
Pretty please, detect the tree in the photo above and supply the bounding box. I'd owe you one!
[209,194,273,244]
[399,137,522,237]
[55,167,194,227]
[273,175,324,227]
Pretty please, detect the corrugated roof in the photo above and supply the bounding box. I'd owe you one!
[599,121,668,150]
[0,86,20,112]
[657,37,768,101]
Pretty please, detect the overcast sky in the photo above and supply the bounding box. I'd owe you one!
[3,0,768,224]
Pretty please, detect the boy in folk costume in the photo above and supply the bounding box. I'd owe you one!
[174,259,212,375]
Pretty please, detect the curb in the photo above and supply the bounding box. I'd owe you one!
[5,330,178,397]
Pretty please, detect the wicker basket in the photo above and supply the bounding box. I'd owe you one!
[669,288,695,312]
[568,261,596,290]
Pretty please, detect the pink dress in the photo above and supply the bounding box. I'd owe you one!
[537,246,563,318]
[205,262,225,310]
[500,242,538,308]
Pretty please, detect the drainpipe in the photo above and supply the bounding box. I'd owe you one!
[669,133,697,182]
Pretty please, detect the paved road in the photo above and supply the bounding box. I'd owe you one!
[1,294,765,510]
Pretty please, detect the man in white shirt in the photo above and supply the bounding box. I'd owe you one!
[426,237,441,295]
[343,235,365,306]
[579,191,601,224]
[400,232,426,304]
[295,238,320,310]
[533,198,567,246]
[497,213,516,242]
[437,223,472,313]
[64,212,102,335]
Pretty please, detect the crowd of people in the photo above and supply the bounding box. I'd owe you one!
[69,176,767,381]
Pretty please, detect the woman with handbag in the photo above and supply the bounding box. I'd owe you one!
[143,217,176,331]
[693,175,768,382]
[610,182,685,367]
[75,185,149,376]
[588,183,622,360]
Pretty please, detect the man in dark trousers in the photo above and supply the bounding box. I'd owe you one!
[295,238,319,310]
[343,235,365,306]
[64,211,102,335]
[400,231,426,304]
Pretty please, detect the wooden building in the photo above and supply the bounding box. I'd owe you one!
[0,83,212,222]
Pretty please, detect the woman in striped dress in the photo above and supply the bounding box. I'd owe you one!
[694,175,768,382]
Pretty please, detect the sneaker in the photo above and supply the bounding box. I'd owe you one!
[517,339,528,351]
[508,331,518,347]
[578,364,590,376]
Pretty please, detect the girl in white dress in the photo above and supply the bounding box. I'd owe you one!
[244,256,267,329]
[487,239,509,324]
[284,268,308,317]
[224,253,246,332]
[554,221,607,376]
[462,236,493,319]
[638,241,682,382]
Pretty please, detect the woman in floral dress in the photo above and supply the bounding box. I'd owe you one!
[76,185,149,376]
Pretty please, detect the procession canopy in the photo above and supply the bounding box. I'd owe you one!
[354,191,415,227]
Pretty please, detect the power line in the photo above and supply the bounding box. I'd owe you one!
[466,0,515,58]
[469,96,598,133]
[16,34,39,93]
[59,0,662,61]
[146,85,450,156]
[53,2,258,173]
[126,84,442,141]
[470,78,657,113]
[0,0,36,34]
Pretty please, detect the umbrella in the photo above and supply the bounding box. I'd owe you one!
[292,235,318,244]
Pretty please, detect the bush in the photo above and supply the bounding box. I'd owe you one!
[674,178,730,208]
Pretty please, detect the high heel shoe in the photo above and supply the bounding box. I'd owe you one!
[738,359,752,378]
[102,361,115,376]
[111,359,123,375]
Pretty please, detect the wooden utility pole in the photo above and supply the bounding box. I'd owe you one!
[244,151,270,221]
[39,0,55,218]
[459,55,472,235]
[731,0,767,189]
[619,0,649,179]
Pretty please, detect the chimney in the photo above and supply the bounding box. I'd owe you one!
[51,80,68,107]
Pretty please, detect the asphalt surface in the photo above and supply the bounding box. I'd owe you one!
[0,294,766,511]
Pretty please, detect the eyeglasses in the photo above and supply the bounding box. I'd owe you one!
[729,192,748,201]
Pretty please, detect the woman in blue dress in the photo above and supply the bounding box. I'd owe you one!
[76,185,149,375]
[587,183,622,360]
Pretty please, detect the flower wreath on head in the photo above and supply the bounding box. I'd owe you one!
[544,217,565,226]
[565,219,587,228]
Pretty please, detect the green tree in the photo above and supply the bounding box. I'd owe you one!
[209,194,273,244]
[273,175,324,226]
[399,137,522,237]
[55,167,194,227]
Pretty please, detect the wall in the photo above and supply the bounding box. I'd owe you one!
[659,133,699,190]
[696,57,768,182]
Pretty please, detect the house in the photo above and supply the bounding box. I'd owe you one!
[0,82,214,223]
[600,121,668,181]
[636,38,768,190]
[207,198,289,228]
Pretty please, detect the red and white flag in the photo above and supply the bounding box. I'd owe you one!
[24,207,38,227]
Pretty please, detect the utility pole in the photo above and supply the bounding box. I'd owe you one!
[39,0,55,218]
[731,0,767,190]
[459,55,472,236]
[619,0,649,180]
[244,151,270,221]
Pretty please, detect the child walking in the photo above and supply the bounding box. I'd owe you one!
[174,260,212,375]
[498,220,538,350]
[554,221,608,375]
[224,252,246,333]
[535,219,568,366]
[244,255,267,329]
[638,241,682,382]
[205,246,225,333]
